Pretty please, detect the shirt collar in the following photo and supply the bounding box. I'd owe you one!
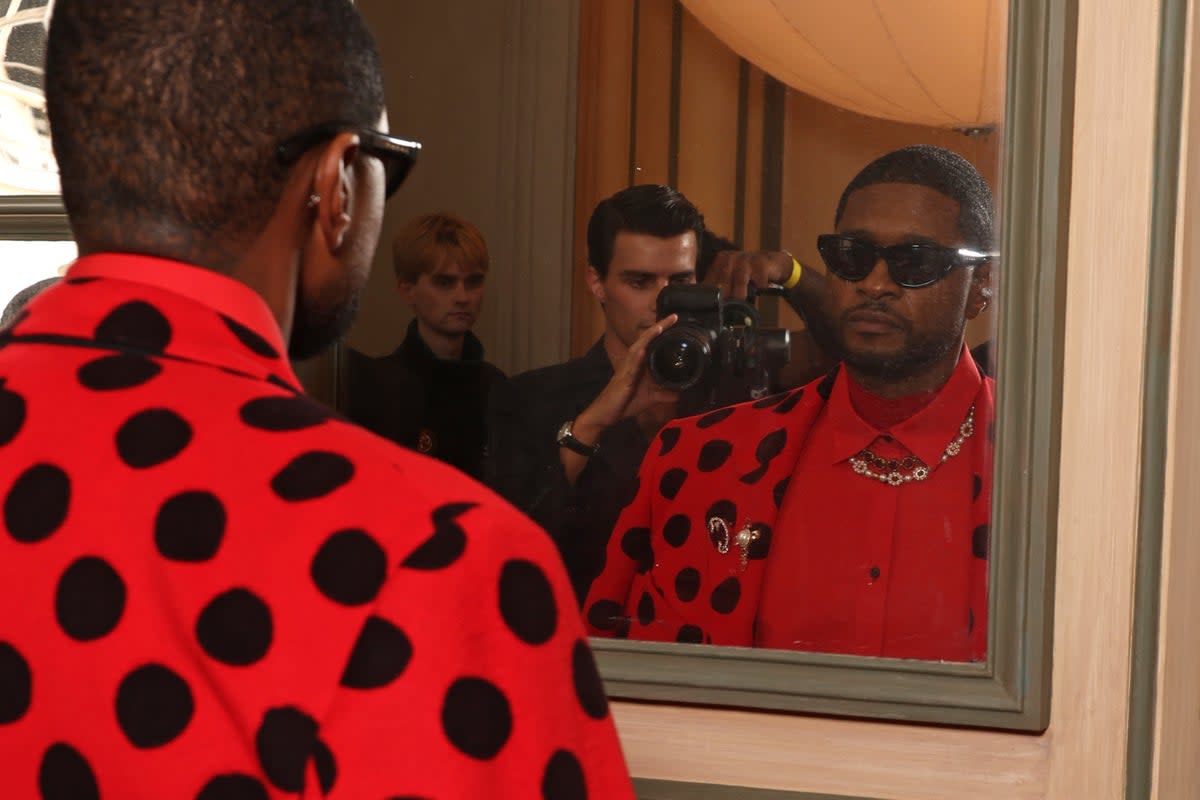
[398,318,486,365]
[55,253,301,389]
[824,343,982,467]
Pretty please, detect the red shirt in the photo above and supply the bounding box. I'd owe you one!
[0,254,633,799]
[756,349,992,661]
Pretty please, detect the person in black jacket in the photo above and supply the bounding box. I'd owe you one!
[345,212,504,478]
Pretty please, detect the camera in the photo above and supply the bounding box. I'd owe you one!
[646,284,791,402]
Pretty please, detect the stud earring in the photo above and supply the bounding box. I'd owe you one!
[306,194,321,209]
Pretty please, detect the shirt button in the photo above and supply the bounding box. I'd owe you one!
[869,566,881,580]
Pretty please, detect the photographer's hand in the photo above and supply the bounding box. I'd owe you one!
[561,315,679,486]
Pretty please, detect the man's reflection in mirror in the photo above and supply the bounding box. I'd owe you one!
[344,213,505,479]
[486,186,706,604]
[585,145,997,662]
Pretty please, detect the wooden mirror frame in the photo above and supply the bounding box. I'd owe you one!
[586,0,1077,732]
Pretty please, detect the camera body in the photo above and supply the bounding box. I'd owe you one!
[646,284,790,403]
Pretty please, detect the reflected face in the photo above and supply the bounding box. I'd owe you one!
[587,231,698,349]
[400,258,487,338]
[828,182,988,381]
[290,111,390,360]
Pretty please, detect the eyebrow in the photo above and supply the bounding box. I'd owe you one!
[616,269,696,280]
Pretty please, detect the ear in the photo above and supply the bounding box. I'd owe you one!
[585,265,606,305]
[964,260,994,320]
[309,132,362,253]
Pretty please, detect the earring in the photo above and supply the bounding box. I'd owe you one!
[306,194,321,209]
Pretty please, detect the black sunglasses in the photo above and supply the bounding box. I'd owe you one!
[816,233,995,289]
[275,121,421,198]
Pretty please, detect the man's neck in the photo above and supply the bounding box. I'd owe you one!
[415,320,466,360]
[601,329,630,371]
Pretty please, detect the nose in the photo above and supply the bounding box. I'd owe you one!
[858,257,900,297]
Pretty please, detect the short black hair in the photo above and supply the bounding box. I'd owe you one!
[834,145,995,251]
[586,184,705,277]
[45,0,385,249]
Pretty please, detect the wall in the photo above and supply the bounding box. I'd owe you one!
[350,0,579,376]
[610,0,1173,796]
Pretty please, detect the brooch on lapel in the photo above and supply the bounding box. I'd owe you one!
[707,515,763,573]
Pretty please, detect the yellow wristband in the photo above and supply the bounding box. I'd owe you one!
[781,253,803,290]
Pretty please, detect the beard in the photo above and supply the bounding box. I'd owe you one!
[288,278,361,361]
[836,306,965,383]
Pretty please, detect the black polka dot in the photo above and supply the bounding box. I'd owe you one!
[659,468,688,500]
[973,474,983,501]
[0,641,32,723]
[196,773,269,800]
[542,749,587,800]
[256,706,318,792]
[775,387,806,414]
[0,379,26,447]
[674,567,701,602]
[773,477,790,509]
[401,502,474,570]
[973,524,989,559]
[697,407,735,428]
[340,616,413,689]
[77,354,162,391]
[662,514,690,547]
[221,314,280,359]
[816,368,839,400]
[116,663,194,748]
[752,391,789,409]
[675,624,703,644]
[619,527,653,573]
[239,396,330,432]
[95,301,172,352]
[585,600,625,633]
[64,275,99,285]
[155,490,226,562]
[658,426,681,456]
[740,428,788,485]
[270,451,354,501]
[442,677,512,760]
[498,559,558,645]
[116,408,192,469]
[39,743,99,800]
[55,556,125,641]
[313,738,337,793]
[311,529,387,606]
[4,462,71,543]
[571,640,608,720]
[710,577,741,614]
[196,588,273,666]
[697,439,733,472]
[636,591,655,626]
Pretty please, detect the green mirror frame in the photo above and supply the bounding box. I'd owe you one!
[588,0,1077,733]
[0,0,1077,735]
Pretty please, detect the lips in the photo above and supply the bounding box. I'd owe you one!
[844,308,905,334]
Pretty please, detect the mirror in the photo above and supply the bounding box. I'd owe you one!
[0,0,1069,731]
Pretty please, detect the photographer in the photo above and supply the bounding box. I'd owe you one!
[486,185,826,603]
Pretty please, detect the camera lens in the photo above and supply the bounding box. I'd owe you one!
[648,327,712,391]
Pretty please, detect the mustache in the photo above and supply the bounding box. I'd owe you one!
[841,301,910,326]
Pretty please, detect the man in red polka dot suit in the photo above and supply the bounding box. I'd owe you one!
[586,145,996,663]
[0,1,633,798]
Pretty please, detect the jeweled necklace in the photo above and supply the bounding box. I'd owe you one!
[848,405,975,486]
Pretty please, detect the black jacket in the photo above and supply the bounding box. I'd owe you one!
[345,320,505,479]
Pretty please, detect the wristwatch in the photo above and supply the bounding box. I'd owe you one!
[556,419,600,457]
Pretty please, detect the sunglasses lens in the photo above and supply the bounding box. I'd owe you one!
[889,245,951,288]
[818,236,877,281]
